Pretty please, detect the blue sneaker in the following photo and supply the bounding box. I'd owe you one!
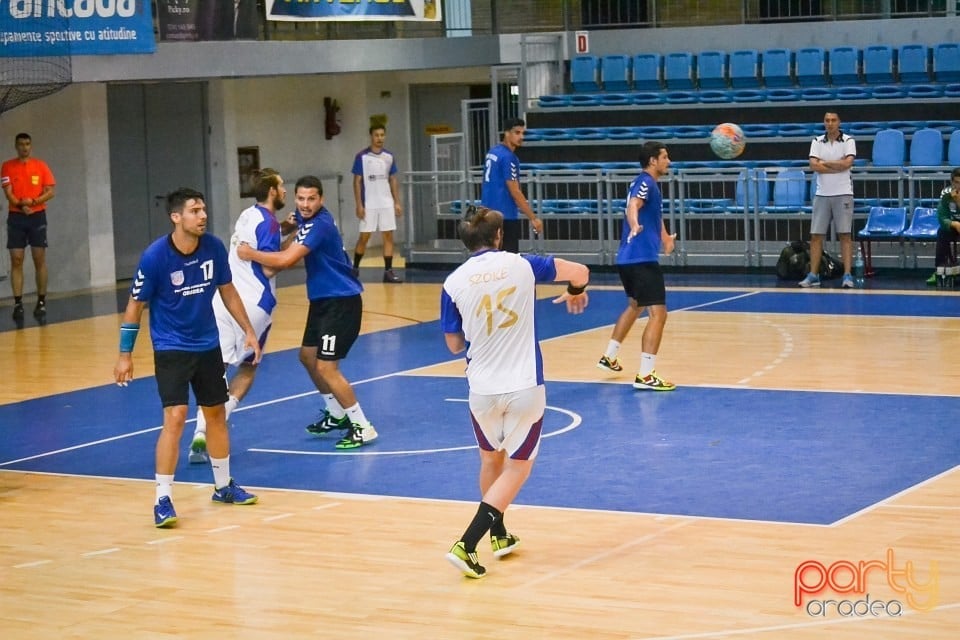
[211,479,258,505]
[842,274,854,289]
[154,496,178,528]
[798,273,820,288]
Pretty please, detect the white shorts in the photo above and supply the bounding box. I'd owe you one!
[212,295,272,366]
[358,206,397,233]
[468,385,545,461]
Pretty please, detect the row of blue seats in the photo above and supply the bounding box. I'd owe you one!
[571,43,960,93]
[539,82,960,107]
[525,120,960,142]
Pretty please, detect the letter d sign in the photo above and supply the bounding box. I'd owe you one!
[575,31,589,54]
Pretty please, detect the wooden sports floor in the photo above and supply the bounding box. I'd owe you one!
[1,267,958,639]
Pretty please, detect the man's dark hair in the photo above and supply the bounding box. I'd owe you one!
[952,167,960,180]
[458,206,504,252]
[502,117,525,133]
[15,132,31,143]
[295,175,324,196]
[639,141,667,168]
[251,168,282,203]
[167,187,205,215]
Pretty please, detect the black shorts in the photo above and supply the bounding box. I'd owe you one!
[501,218,522,253]
[617,262,666,307]
[154,348,228,408]
[6,212,48,249]
[302,294,362,361]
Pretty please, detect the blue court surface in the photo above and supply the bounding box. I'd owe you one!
[2,288,958,527]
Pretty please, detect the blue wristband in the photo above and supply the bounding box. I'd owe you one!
[119,323,140,353]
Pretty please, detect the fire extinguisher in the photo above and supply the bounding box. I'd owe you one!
[324,97,341,140]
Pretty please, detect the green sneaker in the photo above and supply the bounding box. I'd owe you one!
[926,272,937,286]
[306,411,351,436]
[491,533,520,558]
[335,423,378,449]
[188,432,208,464]
[445,541,486,578]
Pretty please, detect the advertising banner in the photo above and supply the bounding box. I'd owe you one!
[0,0,155,57]
[157,0,260,41]
[266,0,440,22]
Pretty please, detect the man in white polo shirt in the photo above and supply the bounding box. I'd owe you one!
[801,111,857,288]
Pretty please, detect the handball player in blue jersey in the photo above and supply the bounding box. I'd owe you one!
[597,141,677,391]
[479,118,543,253]
[238,175,378,449]
[113,188,262,528]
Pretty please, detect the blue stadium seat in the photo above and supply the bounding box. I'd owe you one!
[731,89,766,102]
[570,128,607,141]
[902,207,939,242]
[606,127,641,140]
[636,126,674,139]
[857,206,908,275]
[672,125,710,138]
[863,45,895,84]
[568,94,602,107]
[778,123,816,137]
[846,121,883,136]
[523,129,543,142]
[796,48,827,87]
[664,52,696,90]
[946,83,960,98]
[699,90,732,103]
[664,90,699,104]
[570,55,600,92]
[761,48,792,87]
[685,198,732,213]
[601,55,632,91]
[886,120,921,135]
[924,120,960,133]
[933,43,960,83]
[871,84,907,100]
[829,46,861,85]
[800,87,835,101]
[538,95,570,108]
[727,168,769,212]
[765,169,807,213]
[766,88,799,101]
[898,44,930,83]
[907,84,943,99]
[741,123,778,138]
[909,128,944,167]
[949,132,960,165]
[539,128,574,141]
[598,93,632,106]
[631,91,664,105]
[836,86,872,100]
[872,129,906,167]
[730,50,760,88]
[632,53,663,90]
[697,50,728,89]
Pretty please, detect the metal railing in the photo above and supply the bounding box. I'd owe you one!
[402,165,948,269]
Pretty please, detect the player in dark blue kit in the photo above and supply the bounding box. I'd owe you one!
[480,118,542,253]
[596,141,677,391]
[113,188,262,528]
[238,175,378,449]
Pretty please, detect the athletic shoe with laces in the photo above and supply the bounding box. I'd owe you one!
[33,300,46,321]
[335,423,378,449]
[188,432,209,464]
[211,479,258,505]
[798,273,820,288]
[383,269,402,283]
[633,371,676,391]
[12,303,24,323]
[841,274,854,289]
[491,533,520,558]
[154,496,178,528]
[597,355,623,372]
[445,541,486,578]
[305,411,351,436]
[926,272,937,286]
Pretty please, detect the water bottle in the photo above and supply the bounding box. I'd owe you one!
[853,246,865,288]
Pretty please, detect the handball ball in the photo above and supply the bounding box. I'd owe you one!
[710,123,746,159]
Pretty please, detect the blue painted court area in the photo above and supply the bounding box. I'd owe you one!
[2,288,957,526]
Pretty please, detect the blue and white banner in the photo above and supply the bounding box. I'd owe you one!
[0,0,155,57]
[267,0,441,22]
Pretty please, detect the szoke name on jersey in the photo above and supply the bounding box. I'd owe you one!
[469,269,508,285]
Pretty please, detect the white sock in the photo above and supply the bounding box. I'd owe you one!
[604,340,621,360]
[639,352,656,377]
[210,456,231,489]
[194,408,207,438]
[225,394,239,420]
[155,474,175,504]
[323,393,346,419]
[344,403,369,426]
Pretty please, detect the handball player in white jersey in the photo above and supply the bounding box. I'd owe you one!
[440,206,589,578]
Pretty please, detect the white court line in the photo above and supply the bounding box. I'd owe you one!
[262,513,295,522]
[13,559,52,569]
[515,519,694,590]
[82,548,120,557]
[250,400,581,457]
[146,536,184,545]
[830,464,960,527]
[207,525,240,534]
[640,601,960,640]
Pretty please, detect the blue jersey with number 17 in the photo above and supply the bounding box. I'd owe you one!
[130,234,232,352]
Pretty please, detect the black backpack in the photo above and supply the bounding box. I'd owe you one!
[777,240,844,281]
